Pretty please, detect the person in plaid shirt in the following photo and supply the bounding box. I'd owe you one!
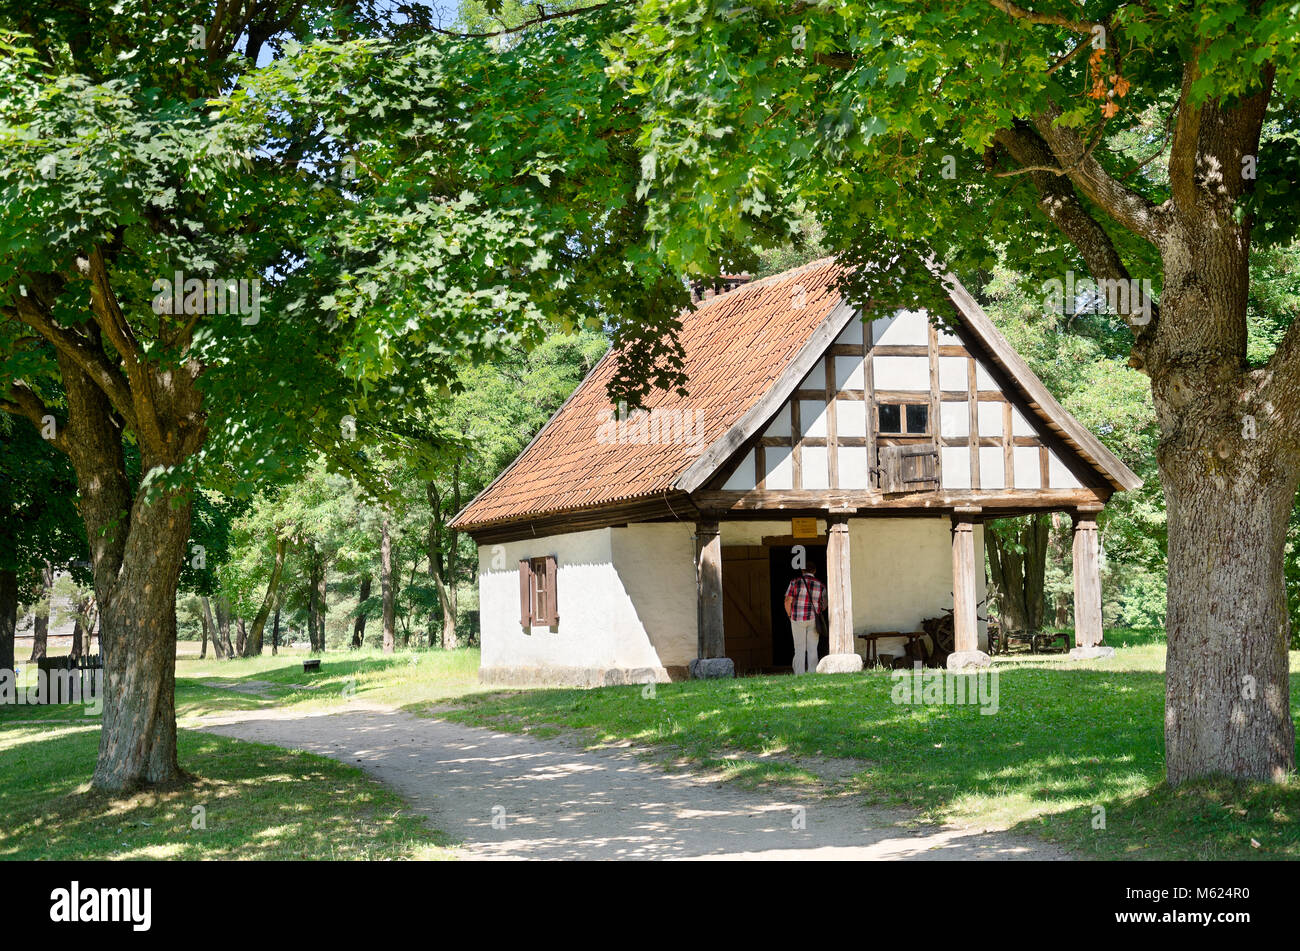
[783,567,827,675]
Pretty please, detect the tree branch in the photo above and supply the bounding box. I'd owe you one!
[9,291,139,433]
[1047,36,1090,75]
[994,122,1158,356]
[427,2,620,39]
[1167,53,1205,213]
[1255,311,1300,445]
[984,0,1098,34]
[1030,100,1163,243]
[0,380,69,453]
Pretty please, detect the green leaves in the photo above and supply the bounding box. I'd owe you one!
[604,0,1297,315]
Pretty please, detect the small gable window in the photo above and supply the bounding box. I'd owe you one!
[878,402,929,435]
[519,555,559,628]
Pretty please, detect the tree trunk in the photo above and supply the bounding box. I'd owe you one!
[381,513,395,654]
[1054,593,1071,629]
[54,349,193,791]
[400,561,417,647]
[0,569,16,678]
[307,557,321,652]
[352,575,371,649]
[28,561,53,662]
[1161,434,1297,783]
[307,555,327,653]
[235,617,247,656]
[200,596,223,659]
[271,603,281,656]
[316,568,327,652]
[245,536,286,657]
[1152,97,1296,781]
[986,515,1049,634]
[92,480,194,792]
[70,596,87,662]
[214,596,235,659]
[198,606,208,659]
[1051,514,1072,628]
[427,478,459,650]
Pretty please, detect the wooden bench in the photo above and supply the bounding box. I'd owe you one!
[303,658,322,673]
[857,631,929,666]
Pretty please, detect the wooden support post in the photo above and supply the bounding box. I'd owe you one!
[818,512,863,673]
[1069,510,1111,658]
[948,507,990,669]
[691,521,733,678]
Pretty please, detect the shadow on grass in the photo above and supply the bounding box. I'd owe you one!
[0,725,450,860]
[1011,774,1299,860]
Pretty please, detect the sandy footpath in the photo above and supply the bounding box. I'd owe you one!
[197,706,1073,861]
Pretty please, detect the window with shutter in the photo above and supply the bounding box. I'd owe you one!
[520,556,559,628]
[532,557,547,623]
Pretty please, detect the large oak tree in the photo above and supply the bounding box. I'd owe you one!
[608,0,1299,782]
[0,0,680,791]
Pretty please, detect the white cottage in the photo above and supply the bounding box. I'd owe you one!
[452,258,1141,686]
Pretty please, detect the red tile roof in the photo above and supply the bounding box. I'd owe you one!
[452,258,844,529]
[452,257,1142,532]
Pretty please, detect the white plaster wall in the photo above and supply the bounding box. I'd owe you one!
[479,529,619,669]
[849,518,988,658]
[610,523,698,667]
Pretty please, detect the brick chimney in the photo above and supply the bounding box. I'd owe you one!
[689,273,752,305]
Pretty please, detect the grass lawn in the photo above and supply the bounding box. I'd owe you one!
[441,630,1300,861]
[6,637,1297,860]
[0,647,481,860]
[171,646,486,721]
[1,645,486,726]
[0,724,452,860]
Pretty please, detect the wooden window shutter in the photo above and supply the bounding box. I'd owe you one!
[878,445,904,493]
[519,559,533,627]
[877,443,939,494]
[543,555,559,626]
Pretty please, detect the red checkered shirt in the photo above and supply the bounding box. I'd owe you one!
[785,573,827,621]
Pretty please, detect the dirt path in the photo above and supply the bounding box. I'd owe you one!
[198,707,1073,861]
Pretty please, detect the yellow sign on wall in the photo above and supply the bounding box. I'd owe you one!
[791,517,819,538]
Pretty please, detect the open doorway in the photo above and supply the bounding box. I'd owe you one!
[767,542,828,668]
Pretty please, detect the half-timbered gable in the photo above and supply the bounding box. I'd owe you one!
[710,305,1095,494]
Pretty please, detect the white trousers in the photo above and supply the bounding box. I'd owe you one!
[790,618,819,675]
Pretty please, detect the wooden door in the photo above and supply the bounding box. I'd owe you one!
[721,545,772,673]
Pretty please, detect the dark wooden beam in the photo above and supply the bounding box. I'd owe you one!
[692,487,1109,514]
[696,521,725,659]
